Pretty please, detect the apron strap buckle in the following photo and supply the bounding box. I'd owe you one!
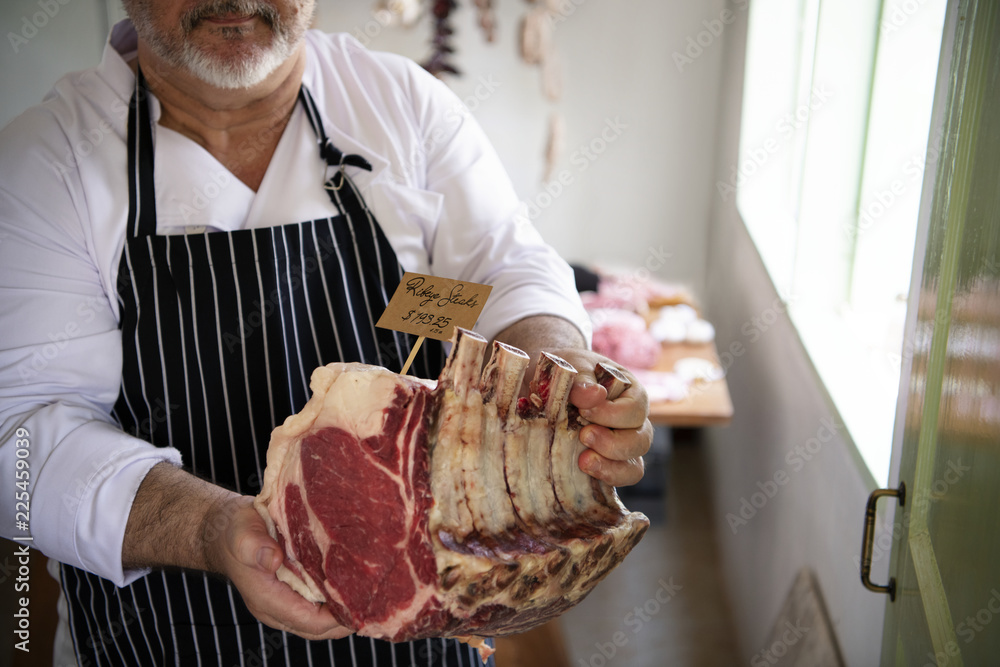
[324,169,347,192]
[320,139,372,193]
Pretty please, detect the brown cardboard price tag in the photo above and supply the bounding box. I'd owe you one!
[377,272,492,374]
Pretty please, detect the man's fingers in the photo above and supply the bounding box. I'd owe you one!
[255,546,280,573]
[250,582,350,640]
[216,498,352,641]
[271,621,353,642]
[579,418,653,487]
[579,448,645,487]
[256,605,354,641]
[232,538,353,640]
[568,381,607,411]
[580,420,654,461]
[574,383,649,430]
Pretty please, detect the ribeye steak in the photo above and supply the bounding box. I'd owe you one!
[254,328,649,651]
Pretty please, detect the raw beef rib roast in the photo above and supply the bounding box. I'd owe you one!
[254,328,649,649]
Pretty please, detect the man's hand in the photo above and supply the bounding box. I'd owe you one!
[204,496,352,641]
[123,463,351,641]
[493,315,653,488]
[548,347,652,488]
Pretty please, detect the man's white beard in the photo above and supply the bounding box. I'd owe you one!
[126,0,309,90]
[172,32,295,90]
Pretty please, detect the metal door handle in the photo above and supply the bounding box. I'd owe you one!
[860,482,906,601]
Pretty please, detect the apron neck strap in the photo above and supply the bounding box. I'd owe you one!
[297,85,372,196]
[126,68,158,240]
[298,86,373,173]
[125,69,373,240]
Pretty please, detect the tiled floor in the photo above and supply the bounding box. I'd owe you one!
[558,431,741,667]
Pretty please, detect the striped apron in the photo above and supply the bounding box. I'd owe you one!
[58,71,493,667]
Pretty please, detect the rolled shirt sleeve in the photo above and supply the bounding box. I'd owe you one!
[0,101,182,587]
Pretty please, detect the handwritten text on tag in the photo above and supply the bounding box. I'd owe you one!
[376,272,492,342]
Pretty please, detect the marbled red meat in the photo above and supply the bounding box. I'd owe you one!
[254,328,649,657]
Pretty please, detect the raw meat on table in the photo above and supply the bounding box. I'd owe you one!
[254,328,649,657]
[588,308,661,370]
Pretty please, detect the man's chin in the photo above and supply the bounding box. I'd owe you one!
[135,7,305,89]
[182,24,279,74]
[192,40,271,65]
[181,44,288,89]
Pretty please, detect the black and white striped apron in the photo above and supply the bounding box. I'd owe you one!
[58,71,493,667]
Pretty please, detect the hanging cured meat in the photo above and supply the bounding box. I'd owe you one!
[423,0,460,76]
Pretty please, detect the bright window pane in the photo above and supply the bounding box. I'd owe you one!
[737,0,947,483]
[736,0,818,297]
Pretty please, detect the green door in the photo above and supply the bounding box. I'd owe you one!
[879,1,1000,665]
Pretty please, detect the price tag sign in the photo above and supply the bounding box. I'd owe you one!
[377,272,492,373]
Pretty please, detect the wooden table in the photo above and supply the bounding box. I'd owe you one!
[647,341,734,427]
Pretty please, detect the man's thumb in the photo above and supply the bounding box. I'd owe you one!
[235,509,282,573]
[255,546,279,573]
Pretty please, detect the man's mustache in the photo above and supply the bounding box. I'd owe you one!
[182,0,279,32]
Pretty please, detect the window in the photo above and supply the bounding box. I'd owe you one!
[736,0,948,483]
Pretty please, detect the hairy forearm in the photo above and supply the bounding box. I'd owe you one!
[121,462,350,639]
[493,315,588,394]
[493,315,587,359]
[121,462,239,573]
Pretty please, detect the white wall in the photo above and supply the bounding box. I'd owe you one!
[313,0,725,296]
[0,0,108,129]
[1,0,724,297]
[702,5,888,665]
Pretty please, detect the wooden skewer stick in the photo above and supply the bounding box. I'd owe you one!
[400,335,426,376]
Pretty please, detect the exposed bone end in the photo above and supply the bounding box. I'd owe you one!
[440,328,489,396]
[455,636,495,664]
[480,342,530,420]
[526,352,577,423]
[595,362,631,401]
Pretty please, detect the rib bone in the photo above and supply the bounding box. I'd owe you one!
[473,342,530,537]
[506,353,576,533]
[431,328,488,541]
[255,327,649,647]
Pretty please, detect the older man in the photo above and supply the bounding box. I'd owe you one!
[0,0,651,664]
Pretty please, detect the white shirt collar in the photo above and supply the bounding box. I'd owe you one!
[101,20,389,235]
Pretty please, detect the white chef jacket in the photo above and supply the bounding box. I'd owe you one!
[0,21,588,587]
